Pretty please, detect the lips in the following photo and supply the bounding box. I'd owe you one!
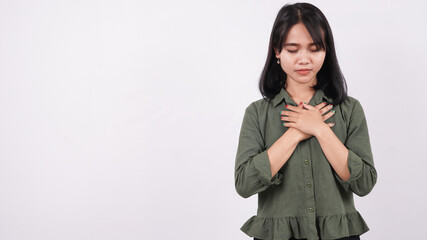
[296,69,311,74]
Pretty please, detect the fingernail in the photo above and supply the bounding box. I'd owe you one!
[299,102,303,105]
[331,110,335,114]
[331,123,335,126]
[303,102,307,104]
[283,123,286,126]
[329,104,333,108]
[285,105,288,108]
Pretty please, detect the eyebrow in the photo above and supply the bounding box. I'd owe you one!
[284,43,316,47]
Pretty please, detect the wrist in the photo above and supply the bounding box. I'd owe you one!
[315,123,331,138]
[285,127,303,143]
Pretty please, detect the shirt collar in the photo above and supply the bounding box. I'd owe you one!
[272,87,333,107]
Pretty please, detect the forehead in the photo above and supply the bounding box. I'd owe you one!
[284,22,315,45]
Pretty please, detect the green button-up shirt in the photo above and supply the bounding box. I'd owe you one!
[234,88,377,240]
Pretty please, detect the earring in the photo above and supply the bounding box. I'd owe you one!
[277,58,280,64]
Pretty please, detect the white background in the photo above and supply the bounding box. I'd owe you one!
[1,0,426,239]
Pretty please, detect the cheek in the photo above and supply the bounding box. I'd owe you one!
[313,54,326,70]
[279,54,293,71]
[281,59,294,73]
[281,54,295,65]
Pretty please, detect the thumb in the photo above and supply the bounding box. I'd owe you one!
[302,102,315,110]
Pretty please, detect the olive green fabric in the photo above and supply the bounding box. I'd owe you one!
[234,88,377,240]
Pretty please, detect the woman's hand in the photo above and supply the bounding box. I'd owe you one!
[280,102,335,140]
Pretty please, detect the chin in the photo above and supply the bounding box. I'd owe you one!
[291,76,315,83]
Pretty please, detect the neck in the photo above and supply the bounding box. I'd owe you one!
[284,78,318,105]
[284,82,316,99]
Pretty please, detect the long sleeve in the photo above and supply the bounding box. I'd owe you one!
[333,99,377,197]
[236,90,375,240]
[235,103,283,199]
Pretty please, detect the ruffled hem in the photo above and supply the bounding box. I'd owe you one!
[240,211,369,240]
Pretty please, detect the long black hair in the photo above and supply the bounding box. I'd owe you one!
[259,2,347,106]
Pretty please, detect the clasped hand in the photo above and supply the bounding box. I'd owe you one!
[280,102,335,141]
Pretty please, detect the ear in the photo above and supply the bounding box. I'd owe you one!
[274,48,280,58]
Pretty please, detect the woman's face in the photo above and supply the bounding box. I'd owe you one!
[275,22,326,87]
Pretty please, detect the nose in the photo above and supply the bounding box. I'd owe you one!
[298,51,310,64]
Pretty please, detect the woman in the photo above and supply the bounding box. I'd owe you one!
[234,3,377,240]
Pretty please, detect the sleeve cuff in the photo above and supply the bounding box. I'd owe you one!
[334,150,364,191]
[252,150,283,186]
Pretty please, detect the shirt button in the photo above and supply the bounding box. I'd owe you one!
[304,160,309,164]
[307,183,311,188]
[309,207,314,212]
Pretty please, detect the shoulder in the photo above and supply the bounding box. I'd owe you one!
[340,95,366,111]
[240,98,272,127]
[340,95,359,109]
[244,97,272,116]
[339,95,367,123]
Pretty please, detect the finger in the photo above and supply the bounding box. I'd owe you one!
[322,109,336,121]
[302,102,316,110]
[280,116,296,122]
[283,122,297,128]
[280,110,298,117]
[327,122,336,127]
[315,102,328,110]
[284,104,302,113]
[320,103,334,115]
